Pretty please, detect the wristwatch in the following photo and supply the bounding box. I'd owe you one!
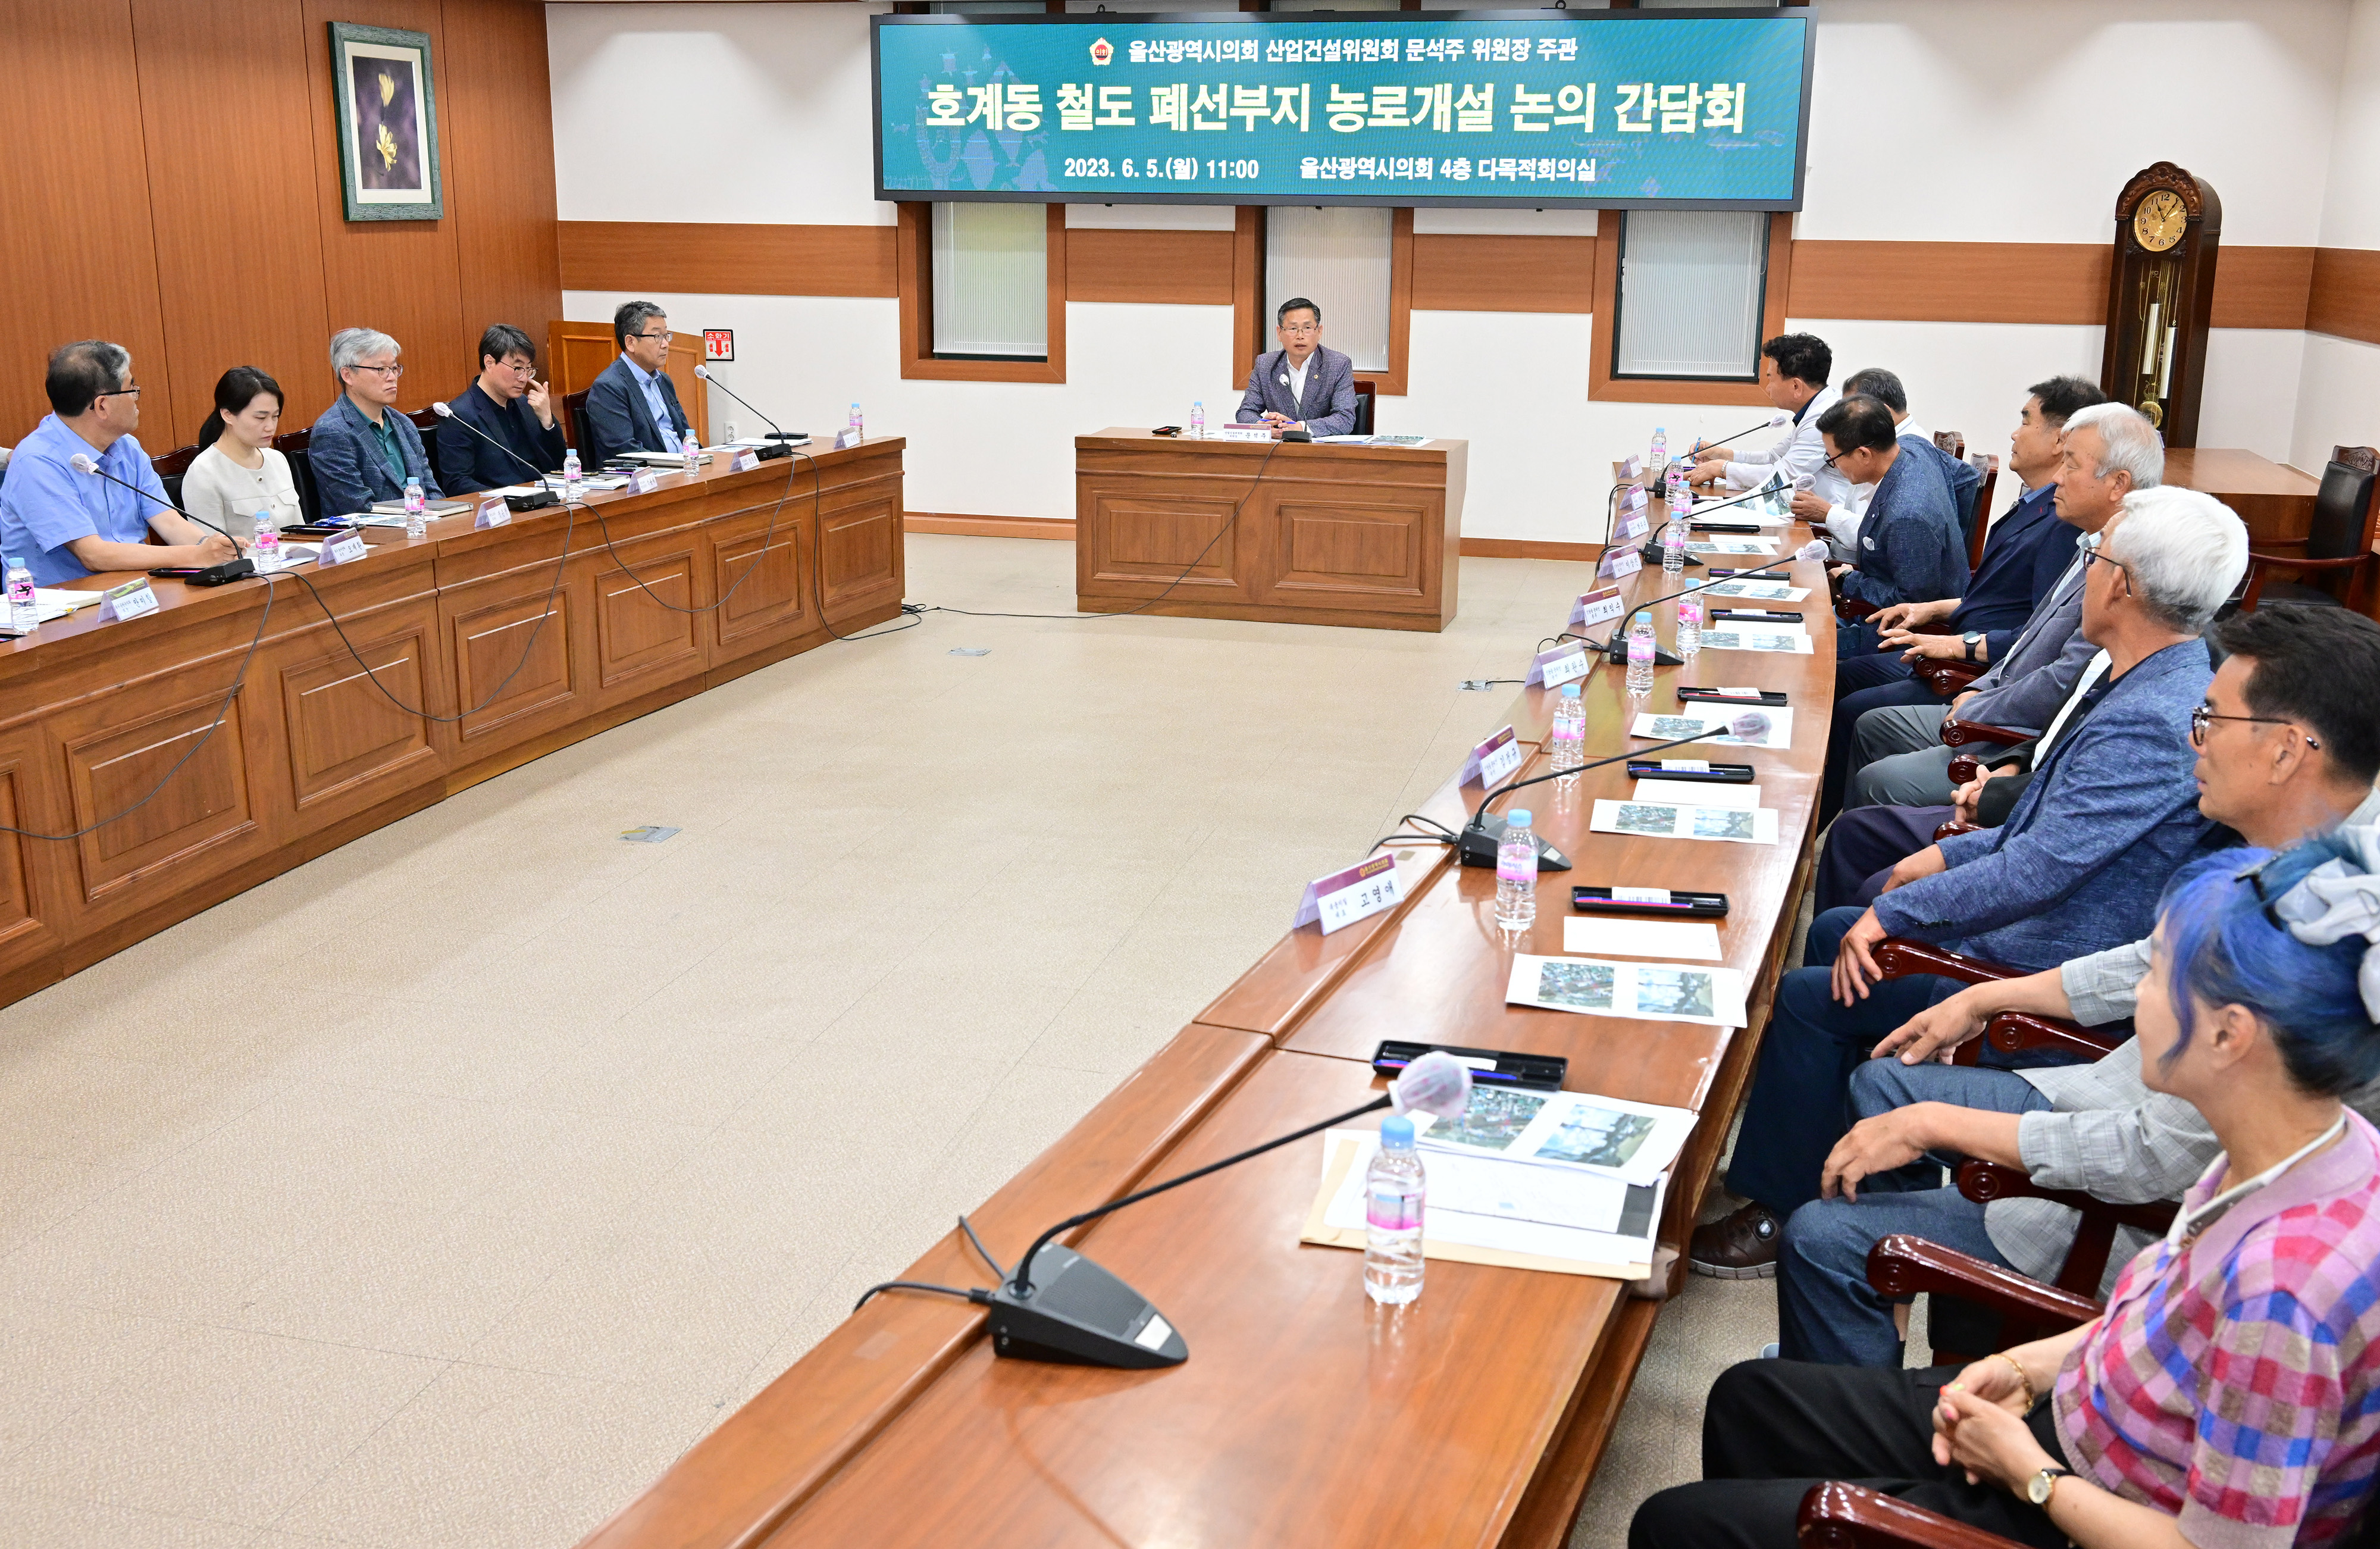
[2027,1465,2072,1506]
[1962,631,1985,662]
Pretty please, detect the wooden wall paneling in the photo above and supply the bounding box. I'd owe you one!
[2210,245,2315,330]
[594,546,703,690]
[666,333,710,443]
[816,459,907,616]
[441,0,564,345]
[443,562,584,745]
[302,0,471,414]
[1592,211,1792,406]
[1411,233,1594,314]
[62,685,259,910]
[2309,246,2380,347]
[896,204,1065,383]
[558,222,901,299]
[273,609,445,812]
[1230,205,1267,392]
[546,319,619,403]
[708,496,811,649]
[0,0,173,442]
[1064,228,1237,305]
[130,0,337,437]
[1787,240,2107,325]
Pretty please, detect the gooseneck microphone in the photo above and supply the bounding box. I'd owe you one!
[692,365,800,449]
[68,453,253,581]
[1689,412,1792,458]
[1454,714,1773,872]
[1582,541,1829,665]
[968,1050,1476,1368]
[427,402,560,508]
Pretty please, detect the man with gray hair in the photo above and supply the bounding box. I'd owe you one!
[1692,484,2247,1276]
[307,327,443,519]
[583,300,690,467]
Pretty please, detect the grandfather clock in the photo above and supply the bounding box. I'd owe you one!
[2100,162,2221,449]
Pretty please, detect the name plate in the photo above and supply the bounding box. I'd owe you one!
[1527,643,1593,690]
[1460,724,1526,788]
[315,530,369,568]
[1293,853,1404,936]
[1626,484,1649,511]
[731,448,762,472]
[474,496,511,530]
[1656,759,1709,774]
[1620,454,1643,479]
[1612,885,1673,905]
[624,467,659,495]
[1211,423,1272,443]
[1618,508,1651,541]
[96,577,157,623]
[1571,587,1624,628]
[1599,543,1645,580]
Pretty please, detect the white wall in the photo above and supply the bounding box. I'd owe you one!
[549,0,2360,541]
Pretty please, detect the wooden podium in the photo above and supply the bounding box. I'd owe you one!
[1075,428,1466,631]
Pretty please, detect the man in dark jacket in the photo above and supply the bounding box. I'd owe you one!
[439,324,567,493]
[584,300,690,466]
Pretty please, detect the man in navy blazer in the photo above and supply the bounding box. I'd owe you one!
[439,324,568,493]
[1821,395,1967,619]
[1235,297,1358,438]
[309,326,443,518]
[584,300,690,466]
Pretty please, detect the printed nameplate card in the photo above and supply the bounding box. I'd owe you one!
[1571,587,1624,628]
[1618,507,1651,541]
[96,577,157,623]
[474,496,511,530]
[1460,724,1526,788]
[1626,484,1649,512]
[1528,643,1593,690]
[315,530,369,568]
[625,467,659,495]
[1294,853,1404,936]
[1598,543,1645,580]
[1620,454,1643,480]
[731,448,762,472]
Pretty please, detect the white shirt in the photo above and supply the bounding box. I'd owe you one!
[1285,352,1312,418]
[181,442,303,540]
[1724,383,1852,512]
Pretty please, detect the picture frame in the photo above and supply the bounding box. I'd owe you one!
[328,21,443,221]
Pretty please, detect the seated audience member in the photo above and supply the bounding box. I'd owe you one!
[180,367,303,542]
[439,324,566,495]
[1636,832,2380,1549]
[0,340,237,584]
[1692,489,2247,1276]
[1779,606,2380,1367]
[584,301,690,467]
[1821,394,1966,646]
[308,327,441,518]
[1796,366,1964,558]
[1235,296,1357,439]
[1688,333,1851,517]
[1844,403,2160,814]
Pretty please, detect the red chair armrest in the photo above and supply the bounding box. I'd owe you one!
[1940,716,2030,749]
[1839,595,1877,623]
[1871,938,2015,986]
[1984,1010,2122,1063]
[1955,1160,2177,1237]
[1797,1482,2025,1549]
[1931,820,1981,841]
[2247,551,2373,571]
[1946,753,1979,785]
[1865,1234,2101,1329]
[1915,659,1985,697]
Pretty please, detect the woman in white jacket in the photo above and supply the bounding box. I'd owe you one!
[180,367,303,542]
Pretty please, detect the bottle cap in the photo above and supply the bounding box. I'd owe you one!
[1634,610,1652,624]
[1506,808,1531,827]
[1559,682,1581,698]
[1380,1115,1415,1150]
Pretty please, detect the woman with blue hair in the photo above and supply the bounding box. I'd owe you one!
[1630,828,2380,1548]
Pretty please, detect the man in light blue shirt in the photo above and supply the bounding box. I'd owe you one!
[0,340,238,586]
[583,301,691,465]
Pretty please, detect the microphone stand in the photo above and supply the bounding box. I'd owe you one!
[1455,726,1734,870]
[1689,414,1789,459]
[71,458,252,581]
[694,368,800,453]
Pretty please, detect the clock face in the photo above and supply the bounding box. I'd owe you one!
[2133,189,2187,253]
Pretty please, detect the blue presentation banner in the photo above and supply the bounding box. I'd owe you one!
[873,10,1812,209]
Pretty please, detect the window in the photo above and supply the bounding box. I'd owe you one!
[1610,211,1769,381]
[932,203,1049,359]
[1264,206,1393,372]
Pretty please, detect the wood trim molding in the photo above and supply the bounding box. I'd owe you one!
[1230,206,1266,392]
[558,221,896,298]
[1789,240,2105,324]
[1460,536,1602,561]
[897,204,1067,384]
[1065,227,1235,305]
[1590,211,1792,406]
[1366,206,1414,398]
[2212,246,2313,330]
[2309,246,2380,347]
[907,514,1075,540]
[1412,233,1593,314]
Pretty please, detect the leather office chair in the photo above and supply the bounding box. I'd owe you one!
[1961,455,1999,572]
[406,406,446,489]
[2239,448,2379,613]
[271,429,321,524]
[1351,381,1377,437]
[150,443,201,513]
[563,389,592,453]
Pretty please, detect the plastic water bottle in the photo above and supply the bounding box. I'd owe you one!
[848,402,864,440]
[1549,682,1586,784]
[563,447,583,502]
[251,509,281,569]
[402,477,427,538]
[1649,425,1667,471]
[1660,509,1690,580]
[1363,1115,1426,1306]
[5,556,35,636]
[1495,808,1537,932]
[1191,400,1205,439]
[681,427,702,474]
[1677,594,1704,656]
[1626,611,1656,696]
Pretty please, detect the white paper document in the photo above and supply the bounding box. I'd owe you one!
[26,587,108,625]
[1698,628,1814,655]
[1410,1084,1696,1188]
[1631,778,1761,809]
[1317,1132,1665,1269]
[1564,915,1725,961]
[1632,708,1796,750]
[1592,799,1779,846]
[1686,537,1780,555]
[1506,953,1750,1028]
[1701,580,1811,602]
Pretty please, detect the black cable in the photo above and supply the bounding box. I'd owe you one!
[917,438,1283,622]
[0,572,279,841]
[959,1214,1009,1282]
[851,1279,994,1313]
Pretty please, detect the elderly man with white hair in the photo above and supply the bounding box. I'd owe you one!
[1691,484,2251,1278]
[306,326,443,520]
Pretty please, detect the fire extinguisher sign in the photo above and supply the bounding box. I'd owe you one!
[703,329,734,362]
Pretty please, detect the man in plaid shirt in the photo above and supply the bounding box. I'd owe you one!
[1774,606,2380,1366]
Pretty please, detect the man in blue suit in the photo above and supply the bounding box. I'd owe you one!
[1821,395,1967,621]
[439,324,567,493]
[1235,297,1358,438]
[308,327,443,518]
[584,301,690,466]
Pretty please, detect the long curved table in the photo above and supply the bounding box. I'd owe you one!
[579,493,1837,1549]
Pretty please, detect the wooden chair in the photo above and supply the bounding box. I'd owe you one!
[563,389,592,453]
[2240,448,2378,612]
[1962,455,1999,572]
[1867,935,2125,1068]
[1351,380,1377,437]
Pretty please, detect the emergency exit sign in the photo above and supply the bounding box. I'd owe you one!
[703,329,734,362]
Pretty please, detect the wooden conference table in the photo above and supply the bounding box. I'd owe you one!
[584,496,1834,1548]
[2163,447,2322,546]
[1075,427,1468,631]
[0,440,906,1012]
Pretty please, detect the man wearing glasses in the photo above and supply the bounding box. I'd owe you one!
[1234,298,1358,439]
[584,301,690,467]
[308,327,444,519]
[439,324,566,495]
[0,339,237,584]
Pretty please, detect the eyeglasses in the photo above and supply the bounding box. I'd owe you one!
[96,384,142,399]
[2080,530,2130,585]
[630,331,675,345]
[349,362,406,378]
[1277,323,1320,335]
[2190,704,2319,750]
